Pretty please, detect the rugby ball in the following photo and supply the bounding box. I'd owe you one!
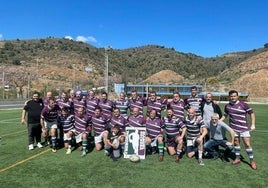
[112,138,120,149]
[129,154,140,163]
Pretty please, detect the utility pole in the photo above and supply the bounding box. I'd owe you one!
[2,71,4,100]
[36,58,39,79]
[72,64,76,89]
[104,46,112,93]
[27,73,30,99]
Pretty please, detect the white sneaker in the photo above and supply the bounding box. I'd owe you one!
[66,148,72,155]
[28,144,34,150]
[198,158,205,166]
[37,142,43,148]
[81,151,86,157]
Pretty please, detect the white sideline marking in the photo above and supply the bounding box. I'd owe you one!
[2,130,27,137]
[0,118,21,124]
[254,129,268,133]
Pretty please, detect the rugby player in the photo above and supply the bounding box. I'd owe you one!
[91,106,109,152]
[129,90,146,115]
[162,108,185,163]
[98,91,114,120]
[128,107,146,128]
[86,89,99,116]
[183,108,207,166]
[74,107,91,157]
[58,107,75,154]
[220,90,257,170]
[145,109,164,161]
[184,86,204,117]
[72,90,87,114]
[146,91,167,118]
[114,92,130,118]
[40,98,60,152]
[167,92,185,120]
[110,108,128,151]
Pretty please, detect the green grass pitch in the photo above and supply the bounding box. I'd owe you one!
[0,104,267,188]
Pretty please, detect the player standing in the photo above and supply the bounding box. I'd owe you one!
[220,90,257,170]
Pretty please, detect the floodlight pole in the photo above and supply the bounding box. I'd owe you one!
[27,73,30,99]
[72,64,76,89]
[105,46,112,93]
[2,71,4,100]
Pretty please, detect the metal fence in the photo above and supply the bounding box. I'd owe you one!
[0,100,25,109]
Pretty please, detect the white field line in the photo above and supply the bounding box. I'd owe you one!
[0,118,26,136]
[0,118,21,124]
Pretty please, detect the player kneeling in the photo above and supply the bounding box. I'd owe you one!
[105,125,124,161]
[57,107,76,155]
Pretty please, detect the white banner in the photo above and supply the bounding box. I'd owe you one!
[124,127,146,159]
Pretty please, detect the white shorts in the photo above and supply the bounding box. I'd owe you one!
[149,135,163,147]
[235,131,250,138]
[187,137,198,147]
[44,121,58,130]
[94,131,108,144]
[187,139,194,147]
[63,129,75,141]
[75,132,89,143]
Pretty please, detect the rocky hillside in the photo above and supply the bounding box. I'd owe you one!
[218,51,268,100]
[141,70,184,84]
[0,37,268,100]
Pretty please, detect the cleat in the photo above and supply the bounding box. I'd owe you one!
[232,158,241,165]
[37,142,43,148]
[28,144,34,150]
[151,147,157,154]
[104,150,110,156]
[212,155,219,160]
[198,158,205,166]
[250,161,257,170]
[158,155,164,162]
[221,156,229,163]
[66,148,72,155]
[51,148,57,153]
[81,151,86,157]
[175,155,180,163]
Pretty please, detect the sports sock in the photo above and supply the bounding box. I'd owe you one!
[158,143,164,155]
[198,150,203,159]
[246,148,254,162]
[51,137,57,149]
[234,146,241,159]
[176,149,182,156]
[82,140,87,151]
[120,142,125,151]
[67,138,72,148]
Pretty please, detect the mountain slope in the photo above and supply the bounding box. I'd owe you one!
[1,37,268,99]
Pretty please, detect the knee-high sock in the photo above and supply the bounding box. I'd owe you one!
[246,148,254,162]
[234,146,241,159]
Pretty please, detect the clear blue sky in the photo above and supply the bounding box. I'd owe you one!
[0,0,267,57]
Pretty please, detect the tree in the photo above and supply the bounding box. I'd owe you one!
[6,70,29,98]
[4,42,14,51]
[207,76,219,84]
[12,58,21,65]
